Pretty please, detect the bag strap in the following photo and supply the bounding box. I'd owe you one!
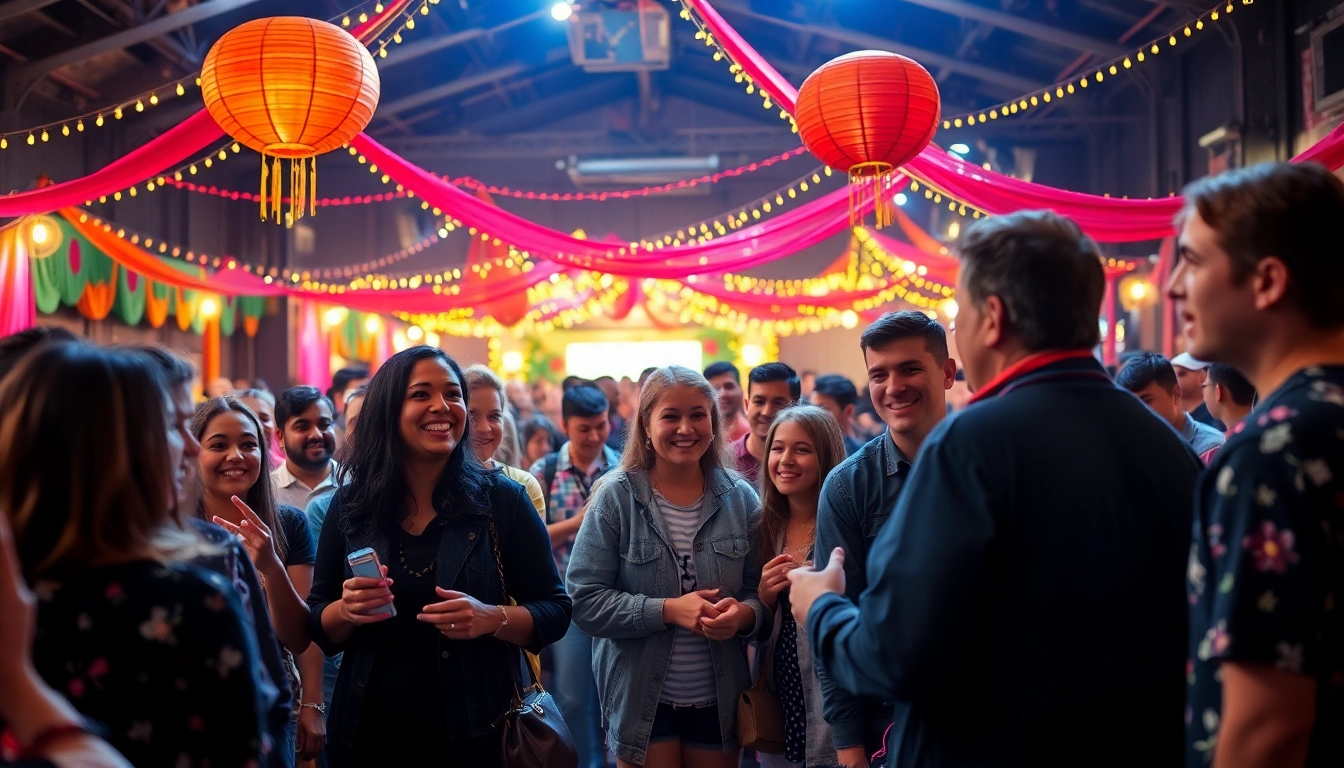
[541,452,559,510]
[484,510,544,705]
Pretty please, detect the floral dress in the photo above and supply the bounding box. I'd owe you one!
[31,560,270,767]
[1186,366,1344,767]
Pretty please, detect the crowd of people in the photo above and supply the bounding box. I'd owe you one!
[0,160,1339,768]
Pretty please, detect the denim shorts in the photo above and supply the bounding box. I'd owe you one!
[649,701,724,751]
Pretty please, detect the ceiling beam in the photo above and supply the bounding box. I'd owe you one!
[7,0,266,88]
[380,9,548,71]
[0,0,61,24]
[457,76,634,134]
[897,0,1127,57]
[714,1,1046,93]
[379,126,800,160]
[380,48,569,115]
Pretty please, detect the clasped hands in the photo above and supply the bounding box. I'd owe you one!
[340,569,502,640]
[662,588,755,641]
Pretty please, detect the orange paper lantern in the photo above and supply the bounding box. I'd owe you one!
[201,17,380,224]
[796,51,940,227]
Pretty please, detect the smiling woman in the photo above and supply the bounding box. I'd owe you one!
[306,346,571,767]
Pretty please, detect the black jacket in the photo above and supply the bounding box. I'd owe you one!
[810,354,1201,767]
[308,471,571,756]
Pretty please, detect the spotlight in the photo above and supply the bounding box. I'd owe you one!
[949,143,971,155]
[30,222,49,244]
[893,192,908,206]
[551,2,573,21]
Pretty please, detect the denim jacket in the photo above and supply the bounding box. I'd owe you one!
[566,467,767,765]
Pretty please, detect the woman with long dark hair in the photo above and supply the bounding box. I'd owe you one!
[0,341,268,766]
[193,396,325,765]
[567,365,765,768]
[307,346,571,766]
[753,406,847,768]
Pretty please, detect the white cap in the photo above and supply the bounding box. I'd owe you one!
[1171,352,1210,371]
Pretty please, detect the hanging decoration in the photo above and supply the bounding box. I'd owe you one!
[0,223,38,336]
[794,51,940,228]
[201,17,380,225]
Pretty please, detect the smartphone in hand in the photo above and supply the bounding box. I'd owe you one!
[347,547,396,617]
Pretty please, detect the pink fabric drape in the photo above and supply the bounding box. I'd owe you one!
[686,0,1344,242]
[295,300,330,388]
[0,226,37,336]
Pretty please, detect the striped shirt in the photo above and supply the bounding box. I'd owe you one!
[655,493,717,705]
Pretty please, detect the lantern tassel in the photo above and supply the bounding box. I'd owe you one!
[259,154,269,221]
[271,155,282,222]
[309,158,317,217]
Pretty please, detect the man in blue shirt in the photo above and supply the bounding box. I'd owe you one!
[793,211,1201,767]
[1117,352,1225,458]
[812,310,956,767]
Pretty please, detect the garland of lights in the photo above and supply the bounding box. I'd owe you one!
[155,147,811,206]
[0,0,418,153]
[940,1,1254,131]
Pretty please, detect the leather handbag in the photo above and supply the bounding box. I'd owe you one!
[486,513,579,768]
[738,671,787,754]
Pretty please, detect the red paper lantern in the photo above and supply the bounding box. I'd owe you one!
[796,51,940,226]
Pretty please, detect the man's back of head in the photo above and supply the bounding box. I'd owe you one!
[954,211,1103,391]
[1204,363,1256,425]
[0,327,79,381]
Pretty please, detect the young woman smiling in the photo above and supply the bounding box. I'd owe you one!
[306,347,570,767]
[753,406,847,768]
[462,365,547,518]
[192,397,324,765]
[567,365,766,768]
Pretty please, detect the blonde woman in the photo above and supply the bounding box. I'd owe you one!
[567,365,765,768]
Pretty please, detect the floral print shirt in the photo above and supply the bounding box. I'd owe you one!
[1186,366,1344,767]
[31,560,270,767]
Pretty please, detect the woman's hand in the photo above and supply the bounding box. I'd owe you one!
[759,553,802,611]
[662,589,722,634]
[339,563,395,626]
[700,597,755,641]
[295,704,327,760]
[212,496,282,573]
[837,746,870,768]
[417,588,503,640]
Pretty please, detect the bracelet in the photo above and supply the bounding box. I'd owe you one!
[18,722,91,759]
[300,702,327,715]
[492,605,509,636]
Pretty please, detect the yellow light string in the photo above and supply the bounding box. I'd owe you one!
[676,2,797,132]
[940,0,1252,131]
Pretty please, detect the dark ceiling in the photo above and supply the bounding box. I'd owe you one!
[0,0,1208,161]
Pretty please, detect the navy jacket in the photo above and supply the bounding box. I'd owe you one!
[308,472,571,755]
[809,354,1200,767]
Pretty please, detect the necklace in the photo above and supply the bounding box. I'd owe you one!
[783,524,815,562]
[398,535,436,579]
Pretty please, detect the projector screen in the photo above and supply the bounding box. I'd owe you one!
[564,340,703,381]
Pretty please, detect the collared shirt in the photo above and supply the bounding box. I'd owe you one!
[730,434,762,486]
[1186,366,1344,768]
[530,442,621,575]
[1180,413,1226,459]
[271,460,339,513]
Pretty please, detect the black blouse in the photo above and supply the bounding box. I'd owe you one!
[307,471,571,760]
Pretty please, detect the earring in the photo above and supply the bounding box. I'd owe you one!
[645,438,653,449]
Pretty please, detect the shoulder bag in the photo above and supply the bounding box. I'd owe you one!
[485,512,578,768]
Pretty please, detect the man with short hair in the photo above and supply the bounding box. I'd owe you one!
[1169,162,1344,768]
[1202,363,1255,433]
[704,361,750,442]
[1172,352,1225,430]
[270,386,338,512]
[326,366,368,417]
[529,384,620,768]
[811,311,956,767]
[1117,352,1225,458]
[794,211,1201,767]
[801,369,818,400]
[731,362,800,484]
[810,374,864,455]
